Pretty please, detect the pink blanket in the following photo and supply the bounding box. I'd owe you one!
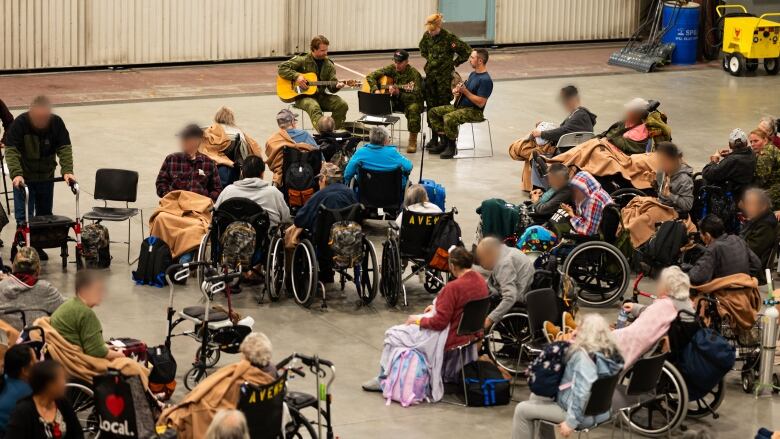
[613,298,677,367]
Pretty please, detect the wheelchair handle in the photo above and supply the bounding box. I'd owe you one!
[23,325,46,347]
[1,309,28,328]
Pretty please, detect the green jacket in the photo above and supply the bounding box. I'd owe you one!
[278,53,340,95]
[4,112,74,180]
[601,120,647,155]
[419,28,471,77]
[366,64,424,104]
[50,297,108,358]
[756,144,780,208]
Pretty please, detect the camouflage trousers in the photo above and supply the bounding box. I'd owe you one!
[428,105,484,140]
[424,74,454,126]
[393,99,423,134]
[294,93,349,130]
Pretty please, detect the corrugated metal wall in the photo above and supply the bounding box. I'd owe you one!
[495,0,642,44]
[1,0,641,71]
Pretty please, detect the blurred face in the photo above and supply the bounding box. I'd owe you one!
[625,109,642,125]
[742,193,766,220]
[312,43,328,59]
[759,120,774,136]
[427,25,441,36]
[28,105,52,131]
[657,153,679,175]
[656,279,671,298]
[750,133,768,154]
[475,245,498,271]
[42,366,67,399]
[559,96,578,112]
[180,136,200,156]
[20,349,36,381]
[79,279,106,307]
[548,172,568,190]
[394,60,408,72]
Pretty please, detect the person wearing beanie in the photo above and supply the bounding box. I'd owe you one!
[0,246,64,330]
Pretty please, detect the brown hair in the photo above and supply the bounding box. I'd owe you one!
[214,106,236,126]
[30,95,51,108]
[310,35,330,51]
[448,246,474,270]
[750,129,770,142]
[75,269,105,295]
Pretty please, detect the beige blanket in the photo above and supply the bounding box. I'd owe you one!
[199,123,262,167]
[620,197,696,248]
[692,273,761,331]
[149,190,213,258]
[264,129,317,185]
[550,138,659,189]
[508,134,557,192]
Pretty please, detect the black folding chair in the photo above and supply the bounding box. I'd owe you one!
[612,352,669,439]
[537,372,621,438]
[357,92,401,144]
[442,296,492,407]
[238,373,288,439]
[82,169,142,264]
[524,288,561,356]
[356,167,404,218]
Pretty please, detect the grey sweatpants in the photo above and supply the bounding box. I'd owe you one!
[512,395,568,439]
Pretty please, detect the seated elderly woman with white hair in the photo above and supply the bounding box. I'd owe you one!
[343,126,413,190]
[159,332,277,439]
[395,184,443,226]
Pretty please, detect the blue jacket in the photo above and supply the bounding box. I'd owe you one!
[343,144,413,188]
[556,349,624,430]
[0,376,32,432]
[293,183,357,231]
[286,128,317,147]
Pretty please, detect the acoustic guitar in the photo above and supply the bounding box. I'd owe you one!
[276,72,361,102]
[360,75,415,94]
[451,71,464,107]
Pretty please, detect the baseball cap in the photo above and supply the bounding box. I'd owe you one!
[729,128,748,146]
[316,162,343,181]
[276,109,298,126]
[13,246,41,274]
[624,97,649,112]
[176,123,204,139]
[393,49,409,62]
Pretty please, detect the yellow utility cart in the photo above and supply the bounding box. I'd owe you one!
[717,4,780,76]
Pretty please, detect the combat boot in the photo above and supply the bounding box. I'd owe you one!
[406,133,418,153]
[440,138,457,159]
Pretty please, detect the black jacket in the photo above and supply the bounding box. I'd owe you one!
[540,107,598,145]
[701,148,756,200]
[5,397,83,439]
[532,187,573,217]
[687,234,762,285]
[740,210,779,269]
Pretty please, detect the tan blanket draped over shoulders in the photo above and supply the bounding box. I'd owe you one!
[620,197,697,248]
[692,273,761,330]
[158,360,274,439]
[199,124,263,167]
[31,317,149,387]
[149,191,213,258]
[264,129,317,185]
[550,138,659,189]
[508,134,557,192]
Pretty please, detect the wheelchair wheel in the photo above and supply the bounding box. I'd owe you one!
[196,233,218,287]
[485,312,531,375]
[196,346,221,368]
[620,361,688,437]
[184,366,209,391]
[610,187,646,209]
[380,238,402,307]
[265,235,286,302]
[424,270,445,294]
[687,378,725,419]
[564,241,629,307]
[285,406,317,438]
[356,238,379,305]
[65,382,100,438]
[291,240,319,308]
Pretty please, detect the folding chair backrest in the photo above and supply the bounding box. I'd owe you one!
[456,297,492,337]
[625,352,667,396]
[398,210,444,257]
[93,168,139,203]
[358,91,392,116]
[357,167,403,211]
[525,288,560,339]
[599,204,622,244]
[238,373,287,439]
[583,373,621,417]
[313,203,364,249]
[557,132,594,151]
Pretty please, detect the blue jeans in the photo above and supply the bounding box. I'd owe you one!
[13,181,54,224]
[217,165,240,188]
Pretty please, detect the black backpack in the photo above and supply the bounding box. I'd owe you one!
[527,341,568,398]
[283,148,322,208]
[132,237,173,288]
[640,220,688,269]
[425,212,462,271]
[462,360,510,407]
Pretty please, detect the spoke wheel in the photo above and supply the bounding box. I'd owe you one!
[65,382,100,439]
[356,239,378,305]
[196,346,221,368]
[265,235,286,302]
[486,313,531,375]
[285,407,317,438]
[621,362,687,437]
[380,238,402,307]
[291,240,318,308]
[184,366,209,391]
[196,233,218,287]
[564,241,629,307]
[687,378,725,418]
[424,270,445,294]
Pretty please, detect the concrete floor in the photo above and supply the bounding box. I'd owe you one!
[2,66,779,438]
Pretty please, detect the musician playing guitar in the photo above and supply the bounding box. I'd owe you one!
[365,50,424,153]
[427,48,493,159]
[277,35,349,130]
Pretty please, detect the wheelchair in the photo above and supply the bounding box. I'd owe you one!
[690,172,741,233]
[379,209,454,307]
[280,146,323,215]
[354,166,405,220]
[277,203,379,308]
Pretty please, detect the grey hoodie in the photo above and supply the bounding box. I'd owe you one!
[214,178,291,227]
[487,246,535,323]
[657,163,694,215]
[0,276,65,330]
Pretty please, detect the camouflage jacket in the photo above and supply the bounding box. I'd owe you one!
[756,144,780,207]
[278,53,339,94]
[366,64,424,104]
[418,28,471,76]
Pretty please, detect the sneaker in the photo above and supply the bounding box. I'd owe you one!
[542,321,561,343]
[361,377,382,392]
[563,312,577,333]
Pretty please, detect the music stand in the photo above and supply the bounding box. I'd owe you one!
[357,91,401,145]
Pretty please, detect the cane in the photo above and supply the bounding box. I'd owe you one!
[418,132,427,183]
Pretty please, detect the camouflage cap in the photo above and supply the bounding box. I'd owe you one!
[13,246,40,274]
[317,162,343,182]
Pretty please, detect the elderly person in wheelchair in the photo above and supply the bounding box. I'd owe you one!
[475,237,534,330]
[395,184,442,226]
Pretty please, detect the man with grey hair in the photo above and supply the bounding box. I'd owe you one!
[343,126,413,189]
[475,237,535,329]
[265,108,318,185]
[205,410,250,439]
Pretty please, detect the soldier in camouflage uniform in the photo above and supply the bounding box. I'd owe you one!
[753,129,780,208]
[365,49,424,153]
[419,13,471,150]
[428,49,493,159]
[278,35,349,130]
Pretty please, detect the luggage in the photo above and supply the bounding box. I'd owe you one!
[82,222,112,268]
[425,212,462,271]
[677,327,736,399]
[220,221,256,268]
[381,349,431,407]
[462,360,510,407]
[132,237,173,288]
[147,344,177,401]
[283,148,321,207]
[640,220,688,269]
[93,371,159,439]
[527,341,568,398]
[420,179,446,211]
[328,220,364,268]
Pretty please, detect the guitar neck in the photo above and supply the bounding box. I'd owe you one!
[309,81,341,86]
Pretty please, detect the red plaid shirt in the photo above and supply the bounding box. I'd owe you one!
[156,152,222,201]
